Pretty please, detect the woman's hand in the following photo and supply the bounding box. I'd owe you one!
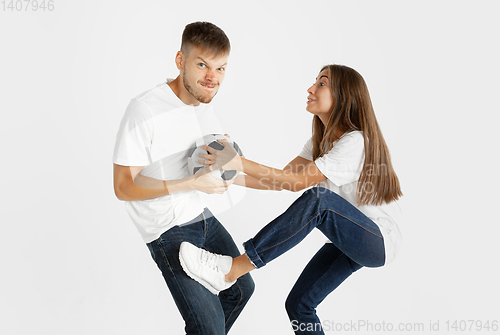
[192,166,233,194]
[199,139,243,172]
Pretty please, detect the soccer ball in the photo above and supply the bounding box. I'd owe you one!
[187,134,244,181]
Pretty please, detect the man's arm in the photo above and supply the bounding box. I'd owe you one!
[113,163,232,201]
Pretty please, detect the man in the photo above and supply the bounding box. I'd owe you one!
[113,21,254,334]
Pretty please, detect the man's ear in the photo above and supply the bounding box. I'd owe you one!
[175,51,184,71]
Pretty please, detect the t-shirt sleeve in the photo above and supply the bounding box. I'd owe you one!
[113,99,154,166]
[314,132,365,187]
[298,138,314,161]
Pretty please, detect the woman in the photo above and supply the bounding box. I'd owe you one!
[180,64,403,334]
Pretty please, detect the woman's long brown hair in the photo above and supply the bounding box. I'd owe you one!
[312,64,402,205]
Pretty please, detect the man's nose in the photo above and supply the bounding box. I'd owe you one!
[205,69,217,81]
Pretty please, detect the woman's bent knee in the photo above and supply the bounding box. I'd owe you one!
[285,290,303,319]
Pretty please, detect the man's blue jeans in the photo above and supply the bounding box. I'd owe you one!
[147,208,254,335]
[243,187,385,335]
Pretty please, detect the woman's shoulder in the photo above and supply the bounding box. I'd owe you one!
[341,130,363,141]
[321,130,364,161]
[333,130,364,149]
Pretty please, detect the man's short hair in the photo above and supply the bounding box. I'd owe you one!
[181,21,230,57]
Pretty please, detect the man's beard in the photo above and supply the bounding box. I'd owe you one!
[183,72,218,104]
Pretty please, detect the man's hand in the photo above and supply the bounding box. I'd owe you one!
[192,166,234,194]
[199,139,243,172]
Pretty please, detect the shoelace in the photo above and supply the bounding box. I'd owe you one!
[199,249,220,271]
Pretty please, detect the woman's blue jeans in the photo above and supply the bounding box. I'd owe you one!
[243,187,385,335]
[147,208,254,335]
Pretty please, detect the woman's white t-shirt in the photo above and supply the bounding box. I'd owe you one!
[298,131,402,264]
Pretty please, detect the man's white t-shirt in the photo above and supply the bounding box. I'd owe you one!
[113,80,222,243]
[298,131,402,264]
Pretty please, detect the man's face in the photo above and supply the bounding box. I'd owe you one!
[181,46,228,105]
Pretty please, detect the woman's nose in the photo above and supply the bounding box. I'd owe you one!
[307,84,314,94]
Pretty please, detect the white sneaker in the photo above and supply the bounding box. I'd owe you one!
[179,242,236,295]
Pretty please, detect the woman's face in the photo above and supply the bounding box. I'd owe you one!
[306,69,334,119]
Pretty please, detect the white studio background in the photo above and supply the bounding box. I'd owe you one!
[1,0,499,334]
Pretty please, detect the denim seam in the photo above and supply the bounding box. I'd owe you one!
[224,280,244,328]
[256,209,382,256]
[289,252,345,325]
[325,209,382,238]
[247,255,259,269]
[148,242,157,263]
[256,212,322,254]
[157,241,201,333]
[244,241,263,266]
[203,218,208,240]
[250,255,262,266]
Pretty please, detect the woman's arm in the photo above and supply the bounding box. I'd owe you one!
[283,156,312,173]
[239,158,326,192]
[232,156,313,191]
[201,142,326,192]
[233,174,283,190]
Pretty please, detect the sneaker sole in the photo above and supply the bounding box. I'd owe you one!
[179,244,220,296]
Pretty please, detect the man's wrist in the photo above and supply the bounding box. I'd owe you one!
[161,175,196,194]
[239,157,248,173]
[177,175,197,192]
